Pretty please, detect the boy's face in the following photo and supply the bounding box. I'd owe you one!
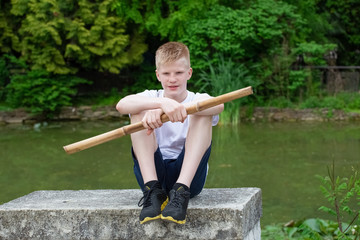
[156,57,192,102]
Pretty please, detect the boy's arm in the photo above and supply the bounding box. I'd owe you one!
[116,94,187,123]
[117,94,223,116]
[116,94,162,115]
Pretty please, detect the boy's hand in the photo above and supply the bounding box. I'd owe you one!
[160,98,187,123]
[141,98,188,135]
[142,109,163,135]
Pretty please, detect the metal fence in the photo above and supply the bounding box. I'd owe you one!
[310,66,360,94]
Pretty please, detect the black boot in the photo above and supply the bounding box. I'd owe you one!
[138,181,168,224]
[161,183,190,224]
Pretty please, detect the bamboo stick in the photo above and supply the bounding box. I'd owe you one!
[63,86,253,154]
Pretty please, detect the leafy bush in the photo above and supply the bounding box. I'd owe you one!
[0,54,28,101]
[318,162,360,238]
[337,93,360,111]
[6,70,89,117]
[299,96,321,109]
[262,218,359,239]
[300,93,360,111]
[322,96,345,109]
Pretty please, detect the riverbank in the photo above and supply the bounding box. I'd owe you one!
[1,106,360,124]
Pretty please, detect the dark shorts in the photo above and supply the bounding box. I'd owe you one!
[132,144,212,198]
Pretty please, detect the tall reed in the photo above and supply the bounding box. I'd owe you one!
[196,54,259,124]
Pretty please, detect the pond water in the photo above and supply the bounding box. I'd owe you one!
[0,120,359,226]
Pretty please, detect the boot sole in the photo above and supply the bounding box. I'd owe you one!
[160,215,186,224]
[140,215,161,224]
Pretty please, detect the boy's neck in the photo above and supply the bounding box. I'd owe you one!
[163,90,188,103]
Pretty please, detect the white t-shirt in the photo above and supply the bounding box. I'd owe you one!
[137,89,219,159]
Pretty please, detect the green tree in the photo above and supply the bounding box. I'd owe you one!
[113,0,218,40]
[179,0,304,70]
[0,1,21,53]
[1,0,147,74]
[178,0,340,103]
[318,0,360,65]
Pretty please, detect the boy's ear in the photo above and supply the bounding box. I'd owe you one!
[155,69,161,82]
[187,68,193,80]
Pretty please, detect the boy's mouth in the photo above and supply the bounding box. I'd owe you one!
[168,85,178,90]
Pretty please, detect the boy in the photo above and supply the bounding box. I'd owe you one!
[116,42,223,224]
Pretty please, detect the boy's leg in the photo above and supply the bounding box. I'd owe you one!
[132,147,165,192]
[130,112,168,224]
[177,115,213,187]
[161,115,212,224]
[130,112,159,184]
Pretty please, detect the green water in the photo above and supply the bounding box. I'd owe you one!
[1,120,359,226]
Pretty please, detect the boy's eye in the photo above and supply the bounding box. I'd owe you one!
[176,72,183,75]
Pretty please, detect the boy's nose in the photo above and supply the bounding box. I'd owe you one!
[168,75,176,82]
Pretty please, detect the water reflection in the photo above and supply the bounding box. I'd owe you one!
[0,121,359,226]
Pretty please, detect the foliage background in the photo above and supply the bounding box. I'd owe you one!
[0,0,359,117]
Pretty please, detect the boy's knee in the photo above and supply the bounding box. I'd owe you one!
[189,115,212,125]
[130,111,146,123]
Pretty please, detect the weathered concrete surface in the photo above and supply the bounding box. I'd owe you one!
[0,188,262,240]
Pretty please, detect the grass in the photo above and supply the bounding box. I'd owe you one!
[258,92,360,112]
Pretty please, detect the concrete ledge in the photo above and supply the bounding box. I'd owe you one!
[0,188,262,240]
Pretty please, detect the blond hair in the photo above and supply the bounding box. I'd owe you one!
[155,42,190,69]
